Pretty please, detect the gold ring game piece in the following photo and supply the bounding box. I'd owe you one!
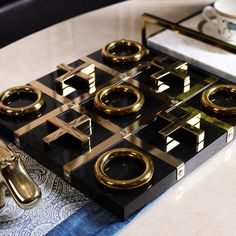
[94,85,144,116]
[94,148,154,189]
[102,39,145,64]
[0,86,44,116]
[201,84,236,115]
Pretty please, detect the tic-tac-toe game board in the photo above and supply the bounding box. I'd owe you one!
[0,38,235,219]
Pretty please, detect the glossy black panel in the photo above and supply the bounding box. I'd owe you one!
[20,109,114,176]
[71,139,176,219]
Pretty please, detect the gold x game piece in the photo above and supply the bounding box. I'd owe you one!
[157,110,205,152]
[150,58,190,93]
[43,114,91,151]
[56,62,95,96]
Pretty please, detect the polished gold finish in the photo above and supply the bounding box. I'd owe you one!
[102,39,145,64]
[14,103,72,141]
[0,86,44,116]
[94,85,144,116]
[0,139,41,209]
[56,62,95,96]
[125,135,185,180]
[94,148,154,189]
[141,13,236,54]
[43,115,91,150]
[151,59,190,87]
[176,76,218,102]
[64,133,123,182]
[181,105,234,143]
[29,80,71,104]
[81,56,119,77]
[157,110,205,152]
[201,84,236,115]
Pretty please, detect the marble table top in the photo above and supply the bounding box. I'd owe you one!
[1,0,236,235]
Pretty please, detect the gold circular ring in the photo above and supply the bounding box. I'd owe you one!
[102,39,145,64]
[0,86,44,116]
[94,85,144,116]
[94,148,154,189]
[201,84,236,115]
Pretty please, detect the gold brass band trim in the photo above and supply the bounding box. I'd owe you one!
[94,148,154,189]
[81,57,119,77]
[102,39,145,64]
[63,133,123,181]
[29,80,71,104]
[0,86,44,116]
[201,84,236,115]
[14,103,72,139]
[181,105,234,143]
[125,135,185,180]
[94,85,144,116]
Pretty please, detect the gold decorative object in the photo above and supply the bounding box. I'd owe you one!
[0,139,41,209]
[201,84,236,115]
[0,86,44,116]
[43,114,91,150]
[94,148,154,189]
[156,110,205,152]
[56,62,95,94]
[94,85,144,116]
[102,39,145,64]
[150,58,190,93]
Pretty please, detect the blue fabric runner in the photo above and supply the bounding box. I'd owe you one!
[47,201,138,236]
[47,196,160,236]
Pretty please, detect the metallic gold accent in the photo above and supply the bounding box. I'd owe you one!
[150,60,190,89]
[56,62,95,96]
[0,86,44,116]
[81,57,119,77]
[176,76,218,102]
[180,105,234,143]
[157,110,205,152]
[73,59,152,105]
[141,13,236,54]
[71,104,121,134]
[102,39,145,64]
[14,103,72,139]
[64,133,123,180]
[201,84,236,115]
[125,135,185,180]
[94,148,154,189]
[94,85,144,116]
[29,80,71,104]
[0,139,41,209]
[43,115,91,150]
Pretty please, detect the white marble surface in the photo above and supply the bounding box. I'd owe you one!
[148,13,236,82]
[1,1,236,236]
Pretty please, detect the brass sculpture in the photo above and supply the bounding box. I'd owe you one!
[0,139,41,209]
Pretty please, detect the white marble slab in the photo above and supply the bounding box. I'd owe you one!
[148,13,236,82]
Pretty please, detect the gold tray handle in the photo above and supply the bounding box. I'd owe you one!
[0,139,41,209]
